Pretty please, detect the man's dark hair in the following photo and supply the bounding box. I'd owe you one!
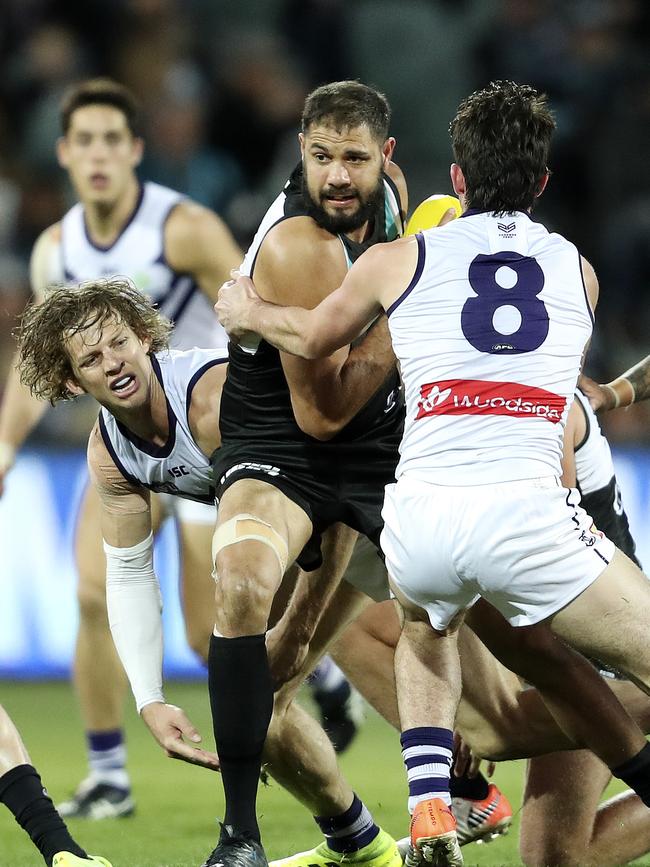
[301,80,390,142]
[60,78,141,137]
[450,80,556,213]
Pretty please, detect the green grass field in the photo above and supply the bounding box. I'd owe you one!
[0,680,648,867]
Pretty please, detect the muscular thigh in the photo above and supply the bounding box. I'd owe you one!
[215,478,313,568]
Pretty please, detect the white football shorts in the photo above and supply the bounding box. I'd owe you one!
[381,475,615,630]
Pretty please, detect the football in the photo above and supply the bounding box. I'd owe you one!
[405,194,462,235]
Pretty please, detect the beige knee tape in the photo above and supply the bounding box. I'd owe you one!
[212,513,289,580]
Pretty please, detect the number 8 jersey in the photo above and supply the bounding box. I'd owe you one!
[387,210,593,485]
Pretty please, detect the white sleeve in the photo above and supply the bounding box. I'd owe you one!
[104,533,165,713]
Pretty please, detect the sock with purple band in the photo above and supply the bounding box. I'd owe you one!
[401,726,454,813]
[315,794,379,853]
[87,728,129,790]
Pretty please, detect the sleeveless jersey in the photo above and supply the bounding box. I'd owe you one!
[388,210,593,484]
[219,163,405,448]
[573,389,638,561]
[59,181,227,351]
[98,348,227,504]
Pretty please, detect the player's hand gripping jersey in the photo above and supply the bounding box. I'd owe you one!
[388,210,594,485]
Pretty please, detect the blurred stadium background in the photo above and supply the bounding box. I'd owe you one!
[1,2,650,864]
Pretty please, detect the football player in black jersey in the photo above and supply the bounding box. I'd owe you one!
[205,81,407,867]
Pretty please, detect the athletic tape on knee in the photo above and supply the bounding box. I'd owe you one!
[212,513,289,580]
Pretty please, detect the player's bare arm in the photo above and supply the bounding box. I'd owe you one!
[0,223,63,494]
[233,217,399,438]
[164,200,242,303]
[581,353,648,414]
[216,235,419,361]
[186,361,227,457]
[88,425,220,771]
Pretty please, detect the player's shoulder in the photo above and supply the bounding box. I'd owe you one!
[33,221,62,252]
[261,215,341,266]
[30,222,63,296]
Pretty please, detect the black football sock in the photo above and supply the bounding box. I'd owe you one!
[209,633,274,842]
[449,769,490,801]
[0,764,87,866]
[612,742,650,806]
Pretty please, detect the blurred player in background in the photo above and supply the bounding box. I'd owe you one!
[0,77,242,819]
[0,703,111,866]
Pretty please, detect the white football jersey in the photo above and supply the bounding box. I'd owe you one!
[98,348,227,503]
[388,211,593,484]
[59,182,227,351]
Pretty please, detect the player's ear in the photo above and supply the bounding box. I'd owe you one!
[65,377,86,397]
[382,137,396,167]
[56,137,69,169]
[536,170,550,198]
[298,132,305,158]
[140,334,152,354]
[450,163,466,197]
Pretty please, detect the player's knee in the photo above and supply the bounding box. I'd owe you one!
[76,574,108,624]
[213,564,276,629]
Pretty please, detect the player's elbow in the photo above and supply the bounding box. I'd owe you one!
[300,334,329,361]
[293,407,343,441]
[297,416,341,441]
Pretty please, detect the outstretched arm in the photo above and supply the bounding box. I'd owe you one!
[88,426,219,771]
[580,357,647,413]
[216,236,417,360]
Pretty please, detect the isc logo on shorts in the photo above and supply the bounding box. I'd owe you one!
[416,378,566,424]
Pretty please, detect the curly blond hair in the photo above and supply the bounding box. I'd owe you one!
[18,277,173,404]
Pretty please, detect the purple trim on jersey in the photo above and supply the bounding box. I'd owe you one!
[386,232,426,317]
[82,183,145,252]
[154,199,185,268]
[577,250,595,326]
[115,354,177,458]
[185,357,228,421]
[152,271,184,311]
[167,280,198,324]
[98,411,142,488]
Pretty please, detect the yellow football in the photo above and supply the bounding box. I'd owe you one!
[405,194,462,235]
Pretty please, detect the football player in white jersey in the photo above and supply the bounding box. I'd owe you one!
[0,78,242,819]
[0,704,111,866]
[217,80,650,866]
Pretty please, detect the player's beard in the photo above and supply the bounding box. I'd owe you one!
[302,171,384,235]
